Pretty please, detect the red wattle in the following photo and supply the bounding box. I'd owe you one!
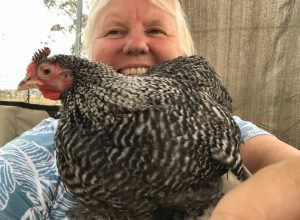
[40,89,61,100]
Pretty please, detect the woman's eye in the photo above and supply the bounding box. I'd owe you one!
[106,29,125,37]
[147,28,165,36]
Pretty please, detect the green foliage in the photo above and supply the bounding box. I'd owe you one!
[43,0,77,18]
[50,24,65,32]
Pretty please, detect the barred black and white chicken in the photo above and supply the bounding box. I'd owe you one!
[17,47,248,220]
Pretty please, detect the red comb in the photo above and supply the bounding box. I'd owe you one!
[32,47,51,63]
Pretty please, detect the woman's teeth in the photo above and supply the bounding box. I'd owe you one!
[121,67,148,75]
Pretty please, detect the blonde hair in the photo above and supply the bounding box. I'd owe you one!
[83,0,196,58]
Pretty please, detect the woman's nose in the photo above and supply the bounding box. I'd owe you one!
[123,32,149,55]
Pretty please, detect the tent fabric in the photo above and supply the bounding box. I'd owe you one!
[182,0,300,148]
[0,101,59,146]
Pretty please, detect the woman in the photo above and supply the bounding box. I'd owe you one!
[0,0,299,219]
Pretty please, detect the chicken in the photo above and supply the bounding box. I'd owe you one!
[17,47,248,220]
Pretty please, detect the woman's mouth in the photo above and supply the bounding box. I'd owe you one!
[119,67,149,75]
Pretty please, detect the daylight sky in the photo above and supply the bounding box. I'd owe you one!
[0,1,74,89]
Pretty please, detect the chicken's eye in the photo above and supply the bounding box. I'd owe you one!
[39,65,53,78]
[43,68,52,75]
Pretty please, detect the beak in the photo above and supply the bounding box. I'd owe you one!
[17,76,43,91]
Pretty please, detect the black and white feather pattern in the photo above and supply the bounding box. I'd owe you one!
[40,54,246,219]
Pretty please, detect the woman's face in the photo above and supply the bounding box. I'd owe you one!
[91,0,182,75]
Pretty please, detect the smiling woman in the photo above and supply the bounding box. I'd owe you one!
[88,0,183,70]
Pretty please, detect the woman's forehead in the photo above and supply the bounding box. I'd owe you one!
[96,0,176,26]
[98,14,176,28]
[99,0,174,17]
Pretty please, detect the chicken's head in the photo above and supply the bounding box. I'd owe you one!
[17,47,73,100]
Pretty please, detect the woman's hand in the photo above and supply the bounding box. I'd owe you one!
[210,156,300,220]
